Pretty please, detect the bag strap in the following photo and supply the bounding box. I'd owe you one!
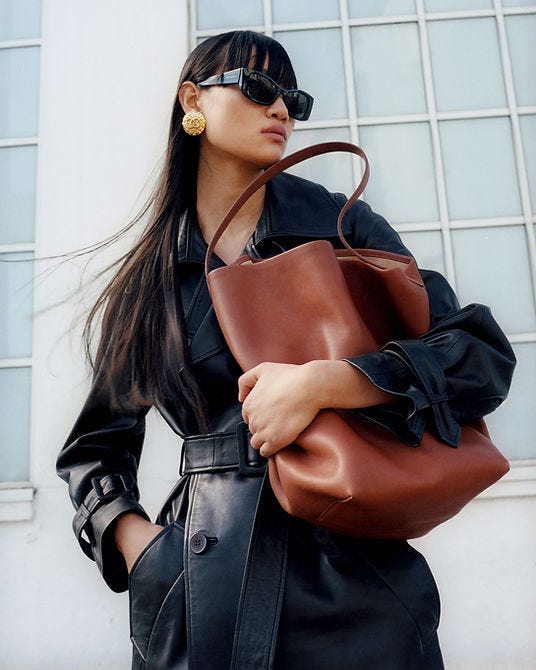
[204,141,370,277]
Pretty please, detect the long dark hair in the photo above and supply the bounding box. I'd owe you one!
[85,30,299,426]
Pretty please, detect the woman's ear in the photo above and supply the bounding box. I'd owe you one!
[178,81,201,114]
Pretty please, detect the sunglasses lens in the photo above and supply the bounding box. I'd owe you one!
[284,92,312,121]
[243,71,278,105]
[242,69,313,121]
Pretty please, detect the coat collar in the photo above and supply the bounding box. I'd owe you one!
[177,172,350,265]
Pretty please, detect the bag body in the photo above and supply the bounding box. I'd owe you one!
[207,142,510,539]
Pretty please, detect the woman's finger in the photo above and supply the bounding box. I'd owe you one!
[237,366,261,402]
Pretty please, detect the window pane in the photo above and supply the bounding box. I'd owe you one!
[428,18,506,112]
[399,230,445,274]
[502,0,536,6]
[286,127,353,195]
[0,145,37,244]
[351,23,426,117]
[485,343,536,461]
[451,226,536,333]
[440,118,521,219]
[520,115,536,212]
[425,0,492,10]
[349,0,415,17]
[196,0,262,29]
[274,30,346,121]
[359,123,439,224]
[0,252,33,357]
[0,46,40,139]
[0,366,30,481]
[505,15,536,107]
[0,0,41,40]
[273,0,339,22]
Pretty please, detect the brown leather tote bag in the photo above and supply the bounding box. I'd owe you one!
[205,142,509,539]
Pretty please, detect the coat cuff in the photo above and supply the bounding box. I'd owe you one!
[344,352,429,446]
[72,473,149,592]
[380,340,461,447]
[345,340,461,447]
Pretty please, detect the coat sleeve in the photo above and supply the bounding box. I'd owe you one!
[339,199,516,447]
[56,372,151,592]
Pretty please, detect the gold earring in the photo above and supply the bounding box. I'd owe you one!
[182,110,206,136]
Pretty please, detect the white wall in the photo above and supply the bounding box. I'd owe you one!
[1,1,189,668]
[0,1,534,668]
[415,494,536,669]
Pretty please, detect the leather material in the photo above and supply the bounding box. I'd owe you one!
[57,164,515,668]
[129,522,187,668]
[205,142,510,539]
[180,427,266,476]
[270,409,506,538]
[183,471,263,669]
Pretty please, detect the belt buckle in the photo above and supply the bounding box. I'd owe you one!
[91,473,133,500]
[236,421,266,476]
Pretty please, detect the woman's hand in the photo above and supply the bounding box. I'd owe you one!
[238,360,395,458]
[238,362,321,457]
[114,513,164,573]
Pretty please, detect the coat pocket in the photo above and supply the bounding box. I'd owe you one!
[128,522,186,668]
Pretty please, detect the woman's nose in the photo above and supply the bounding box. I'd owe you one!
[268,95,289,121]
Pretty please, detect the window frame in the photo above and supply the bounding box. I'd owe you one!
[0,35,41,515]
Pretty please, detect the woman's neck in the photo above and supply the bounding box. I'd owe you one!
[196,153,266,264]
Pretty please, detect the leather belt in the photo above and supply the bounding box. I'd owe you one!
[181,421,266,477]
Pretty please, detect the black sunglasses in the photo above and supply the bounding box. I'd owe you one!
[197,67,314,121]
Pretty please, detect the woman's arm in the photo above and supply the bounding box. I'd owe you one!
[114,513,164,573]
[345,272,516,447]
[239,296,515,457]
[238,359,394,457]
[56,373,153,592]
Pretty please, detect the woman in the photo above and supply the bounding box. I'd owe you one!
[57,30,515,669]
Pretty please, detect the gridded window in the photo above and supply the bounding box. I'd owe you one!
[191,1,536,461]
[0,0,41,483]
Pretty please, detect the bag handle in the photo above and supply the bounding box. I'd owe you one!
[204,141,370,277]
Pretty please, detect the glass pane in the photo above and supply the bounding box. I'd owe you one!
[485,342,536,460]
[0,0,41,40]
[452,226,536,333]
[0,46,40,139]
[0,145,37,244]
[520,115,536,212]
[352,23,426,116]
[274,30,346,121]
[399,230,445,274]
[0,252,33,357]
[0,366,30,482]
[502,0,536,6]
[196,0,263,29]
[349,0,415,17]
[505,15,536,107]
[273,0,339,22]
[428,18,506,112]
[359,123,439,224]
[440,118,521,219]
[286,127,353,195]
[425,0,492,10]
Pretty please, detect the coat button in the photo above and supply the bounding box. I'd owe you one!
[190,532,218,554]
[190,532,209,554]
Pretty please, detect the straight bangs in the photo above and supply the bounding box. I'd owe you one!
[221,31,298,90]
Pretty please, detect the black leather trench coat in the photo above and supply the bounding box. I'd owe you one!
[57,173,516,670]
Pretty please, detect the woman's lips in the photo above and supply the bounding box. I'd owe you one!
[262,125,287,142]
